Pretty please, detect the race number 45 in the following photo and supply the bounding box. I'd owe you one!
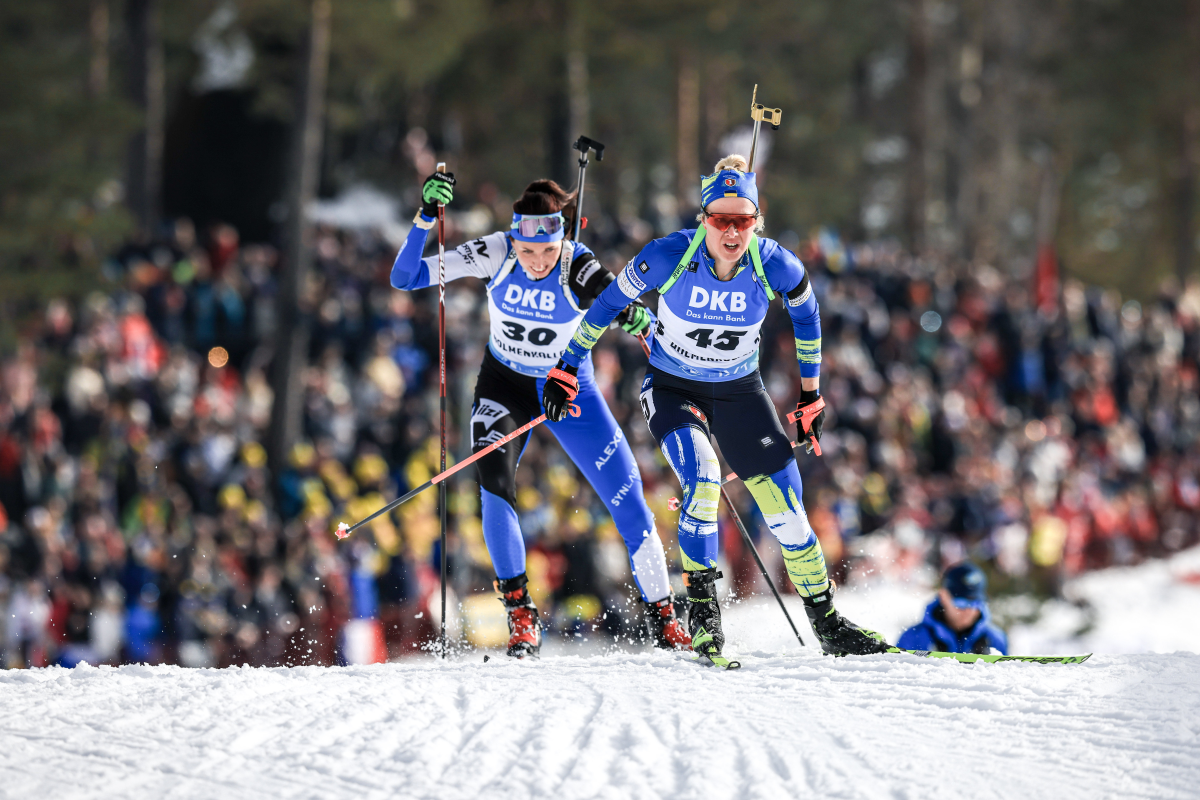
[683,328,747,351]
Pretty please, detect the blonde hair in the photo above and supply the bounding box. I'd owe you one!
[698,153,764,232]
[713,154,749,172]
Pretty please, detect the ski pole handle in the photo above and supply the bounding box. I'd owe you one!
[786,400,825,456]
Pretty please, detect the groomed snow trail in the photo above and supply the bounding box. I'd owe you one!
[2,648,1198,800]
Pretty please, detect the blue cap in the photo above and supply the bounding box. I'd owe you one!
[700,169,759,210]
[942,562,987,609]
[510,212,565,243]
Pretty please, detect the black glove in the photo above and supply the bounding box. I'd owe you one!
[614,301,651,337]
[542,361,580,422]
[796,389,826,454]
[420,171,456,218]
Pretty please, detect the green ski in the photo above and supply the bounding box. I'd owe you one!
[886,647,1091,665]
[687,624,741,669]
[695,653,741,670]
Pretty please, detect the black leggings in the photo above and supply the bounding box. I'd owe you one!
[638,367,794,479]
[470,349,542,508]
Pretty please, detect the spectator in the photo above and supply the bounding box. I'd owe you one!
[4,206,1200,668]
[897,562,1008,655]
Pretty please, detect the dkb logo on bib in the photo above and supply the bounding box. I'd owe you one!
[503,284,556,311]
[688,287,747,312]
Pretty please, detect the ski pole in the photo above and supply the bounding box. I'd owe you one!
[569,135,604,242]
[558,136,602,276]
[436,161,450,657]
[560,135,654,358]
[636,332,650,358]
[336,410,570,539]
[668,474,810,647]
[704,404,826,641]
[718,484,806,647]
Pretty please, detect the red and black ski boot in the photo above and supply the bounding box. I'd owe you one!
[496,574,541,659]
[644,595,692,651]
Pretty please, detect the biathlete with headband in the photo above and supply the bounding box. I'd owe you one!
[391,172,690,658]
[545,155,891,659]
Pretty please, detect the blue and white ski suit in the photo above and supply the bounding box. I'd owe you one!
[390,214,671,602]
[560,228,830,596]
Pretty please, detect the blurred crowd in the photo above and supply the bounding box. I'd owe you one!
[771,234,1200,599]
[3,210,1199,669]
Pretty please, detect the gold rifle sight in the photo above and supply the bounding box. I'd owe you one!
[749,84,782,129]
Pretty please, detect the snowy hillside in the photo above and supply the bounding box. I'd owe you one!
[4,552,1200,799]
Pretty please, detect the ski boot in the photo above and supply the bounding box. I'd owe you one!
[802,587,890,656]
[644,595,692,651]
[684,568,738,668]
[496,574,541,659]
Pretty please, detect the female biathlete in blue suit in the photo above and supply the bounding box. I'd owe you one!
[391,173,690,658]
[544,155,890,659]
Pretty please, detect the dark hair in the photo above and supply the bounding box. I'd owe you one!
[512,179,577,219]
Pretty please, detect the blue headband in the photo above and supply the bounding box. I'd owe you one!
[510,212,565,242]
[700,169,759,210]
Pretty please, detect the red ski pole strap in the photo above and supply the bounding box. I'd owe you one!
[547,367,580,400]
[786,395,827,427]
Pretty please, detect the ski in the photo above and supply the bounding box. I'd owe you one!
[695,653,741,670]
[885,647,1092,665]
[675,648,741,670]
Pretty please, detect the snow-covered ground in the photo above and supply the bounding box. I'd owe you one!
[3,552,1200,799]
[3,650,1198,798]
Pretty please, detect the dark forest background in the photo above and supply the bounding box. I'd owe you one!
[4,0,1200,309]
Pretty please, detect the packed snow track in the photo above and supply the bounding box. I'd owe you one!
[2,647,1197,799]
